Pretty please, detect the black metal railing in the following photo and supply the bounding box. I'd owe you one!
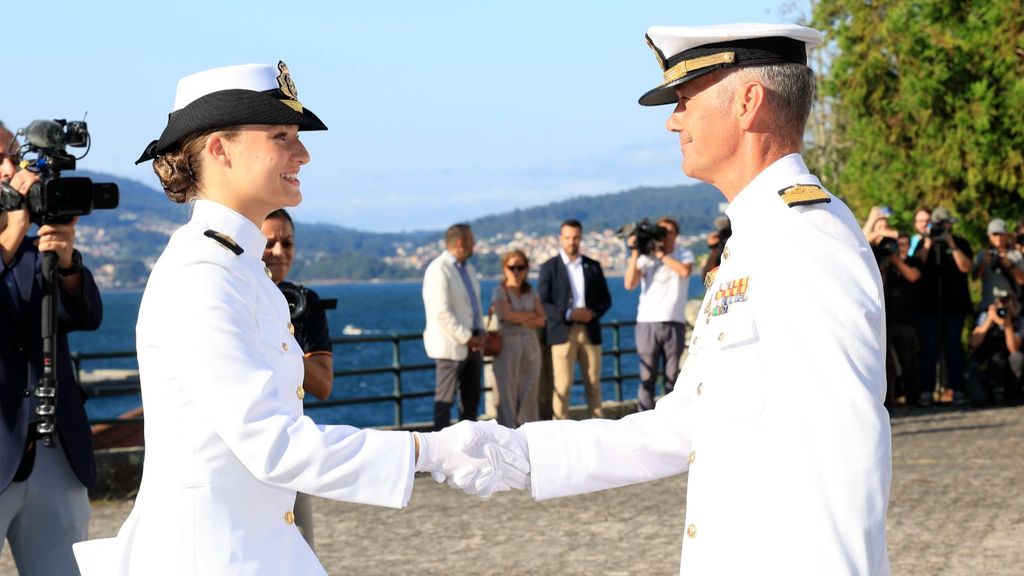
[77,320,640,428]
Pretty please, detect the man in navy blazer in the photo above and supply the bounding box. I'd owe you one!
[1,122,102,576]
[538,219,612,419]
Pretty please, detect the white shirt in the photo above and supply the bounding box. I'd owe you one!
[560,249,587,319]
[74,200,414,576]
[636,246,696,323]
[524,154,891,575]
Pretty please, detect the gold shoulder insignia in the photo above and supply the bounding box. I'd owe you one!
[778,184,830,208]
[203,229,244,255]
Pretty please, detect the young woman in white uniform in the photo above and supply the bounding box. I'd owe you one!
[72,62,526,576]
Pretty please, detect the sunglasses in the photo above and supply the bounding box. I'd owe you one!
[506,265,528,272]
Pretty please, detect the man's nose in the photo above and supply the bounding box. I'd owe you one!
[665,103,684,132]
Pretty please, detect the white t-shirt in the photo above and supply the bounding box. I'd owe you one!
[636,245,695,323]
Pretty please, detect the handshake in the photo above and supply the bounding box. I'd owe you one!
[414,420,530,498]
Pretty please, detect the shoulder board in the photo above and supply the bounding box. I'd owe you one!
[203,229,244,255]
[778,184,830,208]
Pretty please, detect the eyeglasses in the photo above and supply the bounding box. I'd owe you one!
[506,265,527,272]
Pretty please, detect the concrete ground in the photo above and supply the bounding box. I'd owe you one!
[3,405,1023,575]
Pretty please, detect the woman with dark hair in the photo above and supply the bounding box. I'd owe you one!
[490,249,546,427]
[72,62,526,576]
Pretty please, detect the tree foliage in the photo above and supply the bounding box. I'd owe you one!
[809,0,1024,244]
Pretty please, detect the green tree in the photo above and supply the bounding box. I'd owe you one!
[809,0,1024,243]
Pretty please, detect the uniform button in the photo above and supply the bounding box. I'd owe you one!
[688,451,696,465]
[717,332,725,342]
[696,383,703,396]
[723,246,731,260]
[282,342,289,352]
[687,524,697,538]
[296,386,305,400]
[284,511,295,525]
[288,322,295,335]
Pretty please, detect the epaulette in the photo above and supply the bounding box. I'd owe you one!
[203,229,244,255]
[778,184,830,208]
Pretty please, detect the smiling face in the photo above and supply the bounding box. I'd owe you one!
[261,215,295,282]
[665,71,739,184]
[221,124,309,221]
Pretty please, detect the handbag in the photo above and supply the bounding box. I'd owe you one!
[483,302,503,357]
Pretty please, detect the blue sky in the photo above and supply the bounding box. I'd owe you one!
[5,1,807,232]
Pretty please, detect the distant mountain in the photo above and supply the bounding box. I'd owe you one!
[61,171,724,287]
[469,183,722,238]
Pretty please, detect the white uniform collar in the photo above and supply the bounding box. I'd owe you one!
[725,153,820,230]
[190,199,268,261]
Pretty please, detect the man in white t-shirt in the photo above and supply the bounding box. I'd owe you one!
[624,216,695,410]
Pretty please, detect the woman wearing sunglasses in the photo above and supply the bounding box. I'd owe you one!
[490,250,546,427]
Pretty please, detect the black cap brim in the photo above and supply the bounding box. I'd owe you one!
[638,36,810,107]
[137,89,327,164]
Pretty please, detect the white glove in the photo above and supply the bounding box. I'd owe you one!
[414,420,530,497]
[475,420,530,491]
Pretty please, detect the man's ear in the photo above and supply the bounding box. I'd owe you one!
[736,81,768,131]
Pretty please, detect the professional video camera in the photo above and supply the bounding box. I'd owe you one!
[617,218,667,256]
[0,119,118,225]
[278,281,338,323]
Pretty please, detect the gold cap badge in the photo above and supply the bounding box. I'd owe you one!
[276,61,304,113]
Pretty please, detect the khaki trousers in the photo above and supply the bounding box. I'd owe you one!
[550,324,603,419]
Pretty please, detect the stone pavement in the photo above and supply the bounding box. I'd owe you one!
[3,405,1022,575]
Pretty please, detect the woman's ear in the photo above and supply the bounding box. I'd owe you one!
[205,132,231,167]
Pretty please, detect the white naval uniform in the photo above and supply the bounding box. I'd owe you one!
[523,154,892,575]
[73,200,415,576]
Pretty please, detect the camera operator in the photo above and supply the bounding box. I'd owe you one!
[972,218,1024,310]
[624,216,695,411]
[0,121,102,575]
[863,208,923,406]
[260,208,333,551]
[967,291,1023,405]
[913,206,973,405]
[701,214,731,278]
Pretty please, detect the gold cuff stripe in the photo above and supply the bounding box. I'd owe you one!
[662,52,736,84]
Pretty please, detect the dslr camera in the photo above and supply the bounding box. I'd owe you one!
[278,281,338,323]
[617,218,668,256]
[0,119,118,225]
[873,237,899,260]
[927,219,949,239]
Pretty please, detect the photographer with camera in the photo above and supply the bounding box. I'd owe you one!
[972,218,1024,310]
[913,206,973,405]
[701,214,731,278]
[863,207,923,405]
[260,208,334,551]
[967,290,1023,405]
[0,121,102,575]
[624,216,694,411]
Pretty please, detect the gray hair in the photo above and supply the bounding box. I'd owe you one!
[714,64,815,146]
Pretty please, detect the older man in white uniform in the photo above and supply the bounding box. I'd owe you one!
[478,23,892,575]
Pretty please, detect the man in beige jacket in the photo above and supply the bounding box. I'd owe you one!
[423,224,487,430]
